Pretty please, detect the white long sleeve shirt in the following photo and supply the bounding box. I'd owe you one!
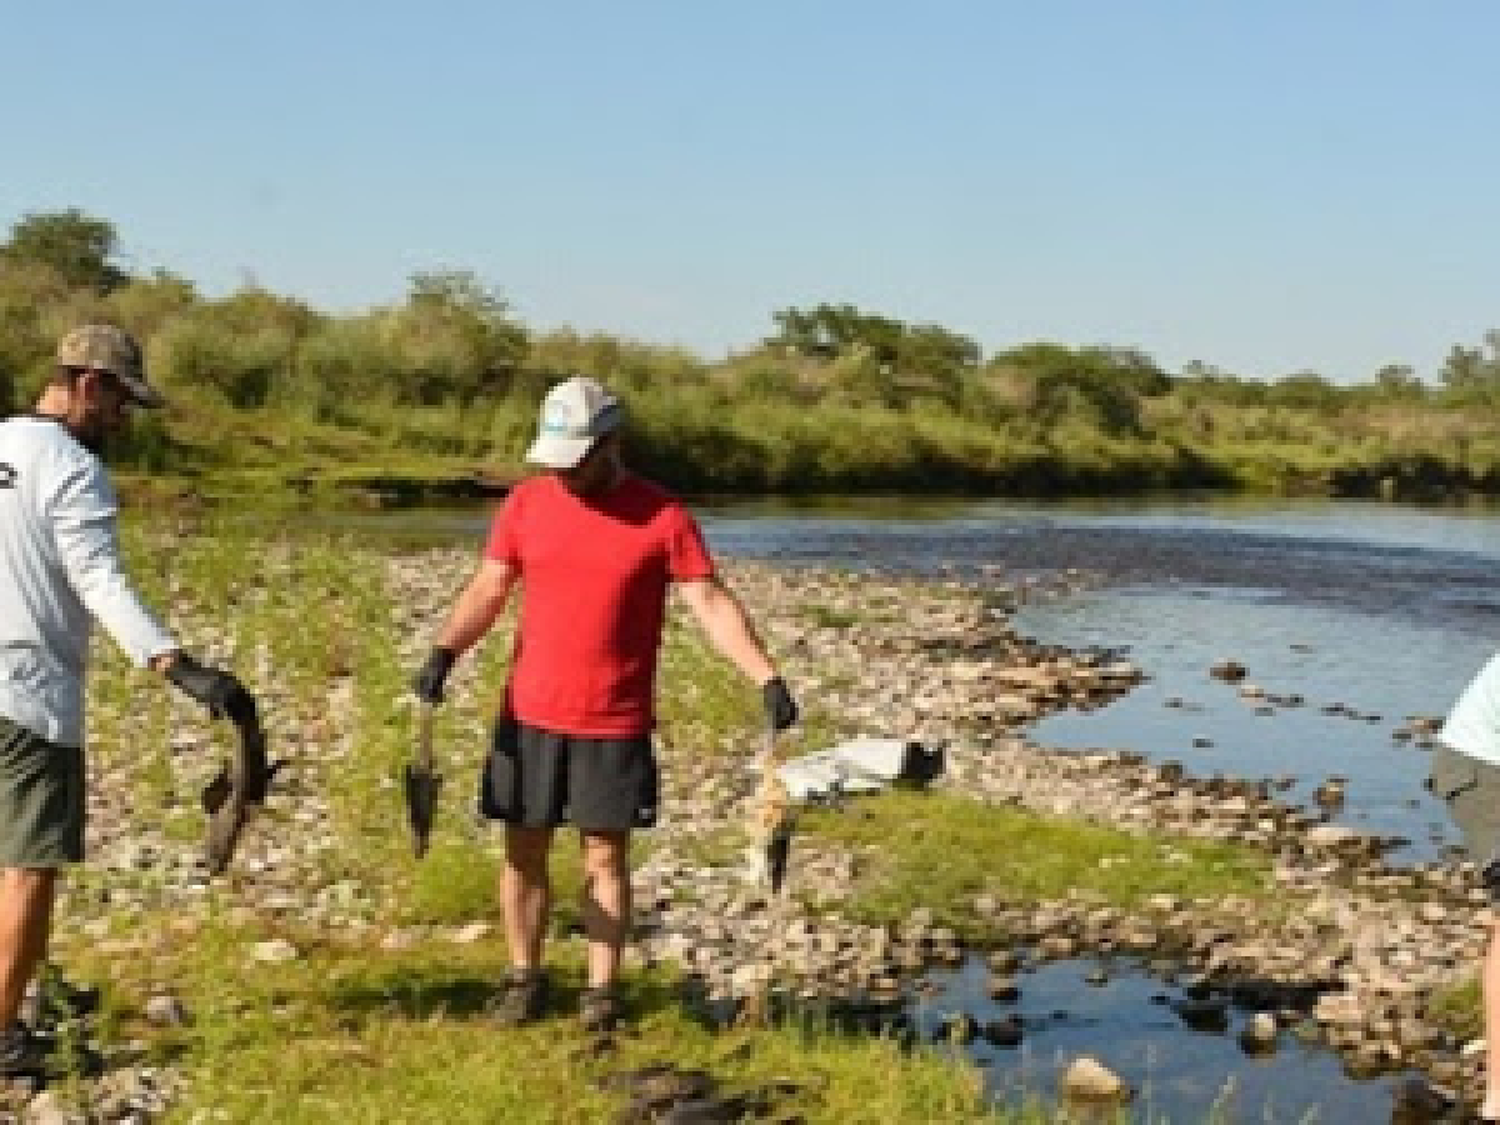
[0,415,176,746]
[1442,652,1500,766]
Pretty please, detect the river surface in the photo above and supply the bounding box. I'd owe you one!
[344,494,1500,1121]
[692,494,1500,864]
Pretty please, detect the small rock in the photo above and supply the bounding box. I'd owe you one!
[1061,1055,1129,1101]
[986,949,1021,974]
[1210,660,1247,683]
[1239,1012,1277,1053]
[1305,825,1358,848]
[937,1012,978,1044]
[1312,781,1346,811]
[987,976,1020,1003]
[983,1014,1024,1048]
[25,1089,71,1125]
[145,993,189,1027]
[451,922,491,944]
[250,939,300,964]
[1390,1076,1453,1119]
[380,929,421,952]
[1175,997,1229,1033]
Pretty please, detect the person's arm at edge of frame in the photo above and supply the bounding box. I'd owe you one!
[48,460,247,714]
[412,559,519,703]
[676,576,797,729]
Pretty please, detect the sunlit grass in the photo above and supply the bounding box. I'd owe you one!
[58,520,1306,1122]
[801,789,1277,936]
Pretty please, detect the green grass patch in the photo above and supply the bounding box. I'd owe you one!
[671,825,749,870]
[53,921,1011,1125]
[1427,977,1481,1042]
[801,604,862,630]
[800,789,1276,936]
[403,839,503,927]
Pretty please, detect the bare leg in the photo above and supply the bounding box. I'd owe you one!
[1482,918,1500,1119]
[0,869,56,1027]
[580,831,630,989]
[501,827,553,975]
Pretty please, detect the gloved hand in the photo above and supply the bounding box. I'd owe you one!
[761,676,798,732]
[166,654,254,722]
[412,647,457,704]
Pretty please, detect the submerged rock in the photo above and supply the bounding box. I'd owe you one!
[1210,660,1248,683]
[1239,1012,1278,1054]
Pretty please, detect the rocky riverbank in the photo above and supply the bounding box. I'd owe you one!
[630,562,1488,1115]
[20,545,1492,1121]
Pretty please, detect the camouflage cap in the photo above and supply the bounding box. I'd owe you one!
[56,324,164,408]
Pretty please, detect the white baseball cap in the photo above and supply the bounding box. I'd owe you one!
[525,376,622,468]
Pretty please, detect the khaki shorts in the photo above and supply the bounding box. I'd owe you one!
[1432,743,1500,882]
[0,717,84,866]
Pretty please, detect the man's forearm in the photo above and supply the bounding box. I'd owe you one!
[435,567,515,656]
[689,585,776,685]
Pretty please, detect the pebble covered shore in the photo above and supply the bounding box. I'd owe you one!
[12,548,1487,1121]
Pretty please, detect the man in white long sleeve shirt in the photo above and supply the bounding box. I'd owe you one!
[0,325,251,1076]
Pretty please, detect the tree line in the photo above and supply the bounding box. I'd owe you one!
[3,208,1498,497]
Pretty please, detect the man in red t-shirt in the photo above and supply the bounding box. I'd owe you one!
[412,376,797,1033]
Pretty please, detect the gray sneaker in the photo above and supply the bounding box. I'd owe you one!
[491,972,548,1026]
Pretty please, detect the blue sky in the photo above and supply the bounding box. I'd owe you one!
[3,2,1495,381]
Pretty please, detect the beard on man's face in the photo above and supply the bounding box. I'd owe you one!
[74,407,120,456]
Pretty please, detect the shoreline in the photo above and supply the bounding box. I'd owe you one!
[109,467,1500,513]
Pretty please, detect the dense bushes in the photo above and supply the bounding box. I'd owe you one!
[5,208,1500,498]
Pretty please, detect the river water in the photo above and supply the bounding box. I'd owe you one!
[352,494,1500,1121]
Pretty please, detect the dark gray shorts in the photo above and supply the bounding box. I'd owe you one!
[1431,743,1500,890]
[479,717,658,832]
[0,717,84,867]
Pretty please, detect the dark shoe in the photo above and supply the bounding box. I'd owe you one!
[0,1023,52,1078]
[27,967,101,1025]
[0,1022,97,1079]
[491,971,548,1026]
[580,985,622,1035]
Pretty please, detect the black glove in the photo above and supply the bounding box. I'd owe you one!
[166,654,254,722]
[761,676,798,732]
[412,647,456,704]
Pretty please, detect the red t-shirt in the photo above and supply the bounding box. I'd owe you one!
[484,472,715,736]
